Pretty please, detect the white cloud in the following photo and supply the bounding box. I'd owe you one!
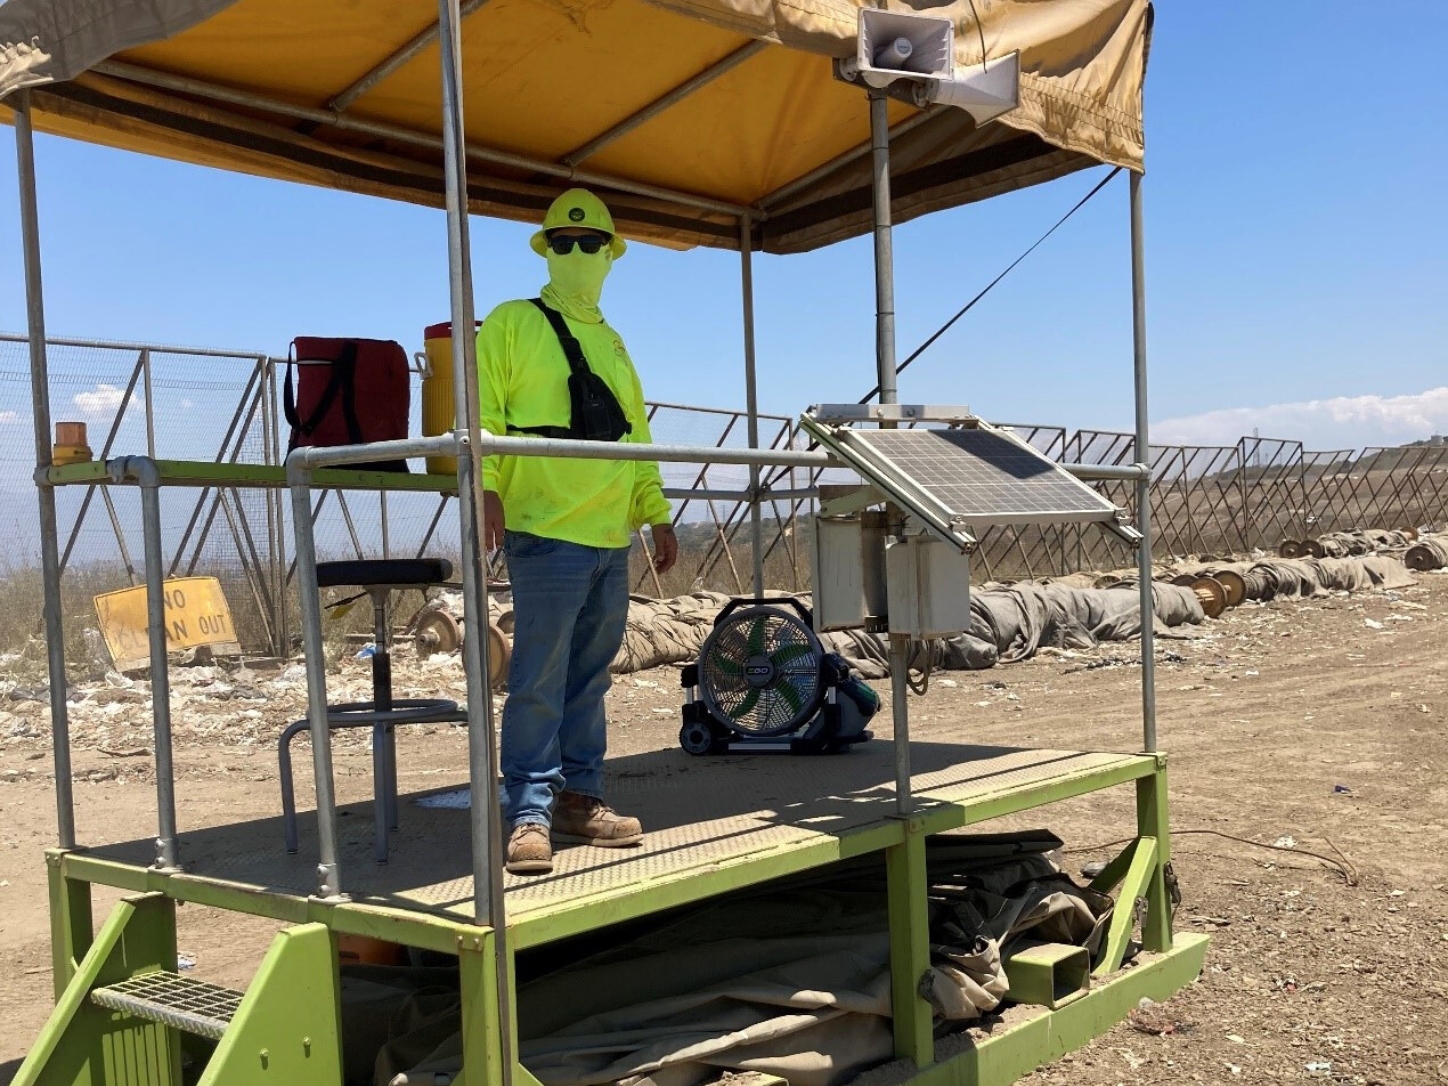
[72,383,126,417]
[0,411,18,424]
[1155,387,1448,450]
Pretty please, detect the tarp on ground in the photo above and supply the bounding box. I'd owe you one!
[611,580,1203,678]
[0,0,1150,253]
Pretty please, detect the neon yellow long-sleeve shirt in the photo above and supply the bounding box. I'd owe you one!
[476,299,671,549]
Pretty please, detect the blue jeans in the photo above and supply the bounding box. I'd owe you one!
[500,530,630,828]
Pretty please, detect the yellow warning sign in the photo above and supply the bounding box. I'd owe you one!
[94,577,240,670]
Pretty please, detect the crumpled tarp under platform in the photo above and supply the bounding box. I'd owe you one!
[345,834,1111,1086]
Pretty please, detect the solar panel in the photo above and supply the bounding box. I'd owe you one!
[855,428,1118,521]
[802,410,1125,550]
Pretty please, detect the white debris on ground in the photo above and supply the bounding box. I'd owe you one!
[0,651,474,776]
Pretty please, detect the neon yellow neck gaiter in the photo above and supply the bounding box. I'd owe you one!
[541,248,613,324]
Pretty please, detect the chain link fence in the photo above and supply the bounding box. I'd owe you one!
[3,333,1446,661]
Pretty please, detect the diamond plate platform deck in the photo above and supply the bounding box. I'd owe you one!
[82,742,1154,946]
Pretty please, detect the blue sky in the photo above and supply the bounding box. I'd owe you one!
[2,1,1446,451]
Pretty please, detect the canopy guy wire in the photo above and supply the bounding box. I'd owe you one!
[860,165,1123,404]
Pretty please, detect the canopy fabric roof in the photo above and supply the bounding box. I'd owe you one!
[0,0,1149,254]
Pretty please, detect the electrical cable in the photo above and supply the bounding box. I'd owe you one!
[1067,829,1360,887]
[964,0,989,72]
[906,638,938,695]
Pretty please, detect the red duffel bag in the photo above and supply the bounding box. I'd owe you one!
[284,337,411,472]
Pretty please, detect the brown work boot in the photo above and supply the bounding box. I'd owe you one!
[506,823,553,875]
[552,792,643,847]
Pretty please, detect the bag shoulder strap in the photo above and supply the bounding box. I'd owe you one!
[284,339,361,444]
[528,298,592,377]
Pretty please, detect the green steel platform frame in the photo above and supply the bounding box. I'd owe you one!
[17,748,1204,1086]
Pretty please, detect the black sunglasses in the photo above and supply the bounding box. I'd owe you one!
[547,233,608,256]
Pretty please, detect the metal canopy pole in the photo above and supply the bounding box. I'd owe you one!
[870,92,898,411]
[435,1,514,1079]
[868,90,912,815]
[14,91,76,849]
[739,214,765,597]
[1129,171,1157,752]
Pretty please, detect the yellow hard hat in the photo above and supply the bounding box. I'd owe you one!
[530,188,627,258]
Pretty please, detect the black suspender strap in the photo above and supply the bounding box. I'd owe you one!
[507,299,632,441]
[527,298,591,376]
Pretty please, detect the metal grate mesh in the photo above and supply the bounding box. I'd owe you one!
[92,971,243,1039]
[857,428,1118,521]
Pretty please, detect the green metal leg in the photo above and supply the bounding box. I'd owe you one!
[887,828,933,1067]
[198,924,341,1085]
[458,929,508,1086]
[911,934,1209,1086]
[16,892,181,1086]
[1091,837,1157,976]
[48,851,94,1000]
[1135,761,1173,953]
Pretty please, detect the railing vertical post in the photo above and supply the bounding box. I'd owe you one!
[141,348,157,458]
[739,214,765,597]
[286,461,342,898]
[435,2,514,1082]
[1129,171,1157,753]
[14,90,76,849]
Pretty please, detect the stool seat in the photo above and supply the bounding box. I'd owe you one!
[316,558,452,589]
[286,553,454,864]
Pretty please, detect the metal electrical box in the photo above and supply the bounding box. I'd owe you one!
[811,511,888,631]
[884,535,971,638]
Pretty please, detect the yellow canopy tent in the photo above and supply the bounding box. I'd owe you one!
[4,6,1169,1081]
[1,0,1149,253]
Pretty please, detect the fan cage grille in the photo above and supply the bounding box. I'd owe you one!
[699,605,824,737]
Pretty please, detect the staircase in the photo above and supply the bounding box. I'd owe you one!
[14,893,342,1086]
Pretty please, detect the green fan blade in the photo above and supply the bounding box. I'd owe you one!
[746,617,767,656]
[770,642,815,666]
[778,681,803,714]
[735,687,761,718]
[713,656,742,677]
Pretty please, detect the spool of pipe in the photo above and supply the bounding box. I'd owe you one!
[1277,539,1301,558]
[1404,539,1448,572]
[1170,573,1198,588]
[1190,576,1229,618]
[414,608,512,690]
[1211,569,1248,608]
[1241,567,1271,601]
[1301,539,1325,559]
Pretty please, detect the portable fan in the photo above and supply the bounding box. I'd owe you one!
[680,598,877,755]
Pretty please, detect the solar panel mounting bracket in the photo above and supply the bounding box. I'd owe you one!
[818,483,888,518]
[809,403,975,425]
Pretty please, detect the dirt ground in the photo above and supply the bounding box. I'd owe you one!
[2,571,1446,1084]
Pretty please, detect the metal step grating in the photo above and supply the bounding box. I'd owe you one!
[91,972,243,1039]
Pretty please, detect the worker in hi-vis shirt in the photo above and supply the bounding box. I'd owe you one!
[477,188,677,875]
